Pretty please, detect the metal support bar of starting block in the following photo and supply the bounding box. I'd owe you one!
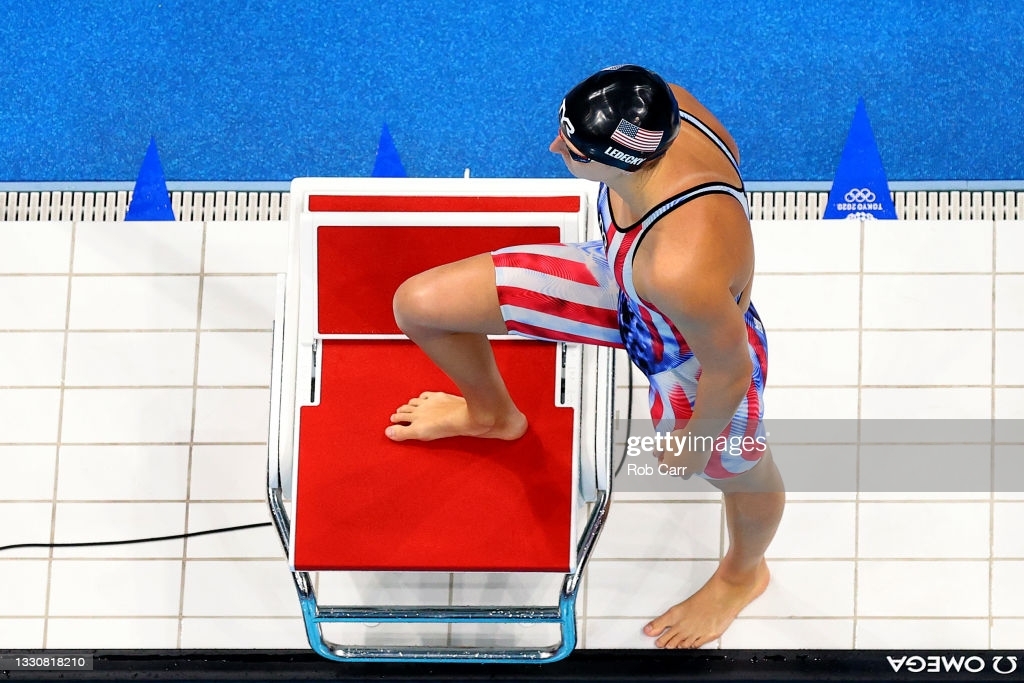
[265,481,610,663]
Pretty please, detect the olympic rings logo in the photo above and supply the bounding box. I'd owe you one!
[844,188,876,203]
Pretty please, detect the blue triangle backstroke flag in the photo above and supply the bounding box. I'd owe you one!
[823,98,897,220]
[371,124,408,177]
[125,137,175,221]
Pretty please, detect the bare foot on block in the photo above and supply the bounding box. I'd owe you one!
[385,391,527,442]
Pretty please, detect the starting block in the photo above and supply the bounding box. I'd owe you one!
[267,178,615,663]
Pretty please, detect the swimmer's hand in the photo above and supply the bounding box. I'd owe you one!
[655,431,714,479]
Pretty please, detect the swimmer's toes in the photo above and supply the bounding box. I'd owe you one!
[385,424,417,441]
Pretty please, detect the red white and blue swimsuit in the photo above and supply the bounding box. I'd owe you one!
[491,108,768,479]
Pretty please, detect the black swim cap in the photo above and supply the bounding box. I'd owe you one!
[559,65,680,172]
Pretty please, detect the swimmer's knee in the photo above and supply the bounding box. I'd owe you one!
[393,274,441,333]
[392,256,508,337]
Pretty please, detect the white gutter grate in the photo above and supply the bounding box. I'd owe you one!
[0,190,292,222]
[745,190,1023,220]
[0,189,1020,221]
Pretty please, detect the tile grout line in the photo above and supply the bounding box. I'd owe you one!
[585,352,624,646]
[13,554,1012,564]
[0,271,285,277]
[988,217,997,648]
[0,328,275,334]
[17,383,1024,391]
[3,384,272,390]
[26,270,1024,277]
[584,614,992,620]
[42,220,76,647]
[589,556,1001,562]
[177,221,208,647]
[852,217,865,648]
[578,501,590,649]
[589,366,637,647]
[445,572,455,647]
[1,441,267,447]
[716,464,727,649]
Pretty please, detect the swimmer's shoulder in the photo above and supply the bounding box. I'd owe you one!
[667,83,741,164]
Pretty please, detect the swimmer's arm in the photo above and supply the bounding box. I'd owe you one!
[634,233,752,443]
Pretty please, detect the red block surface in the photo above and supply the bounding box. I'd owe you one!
[295,217,578,572]
[293,339,575,571]
[316,225,561,334]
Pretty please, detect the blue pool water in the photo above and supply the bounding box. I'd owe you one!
[1,0,1021,183]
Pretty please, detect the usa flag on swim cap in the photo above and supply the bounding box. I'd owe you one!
[611,119,664,153]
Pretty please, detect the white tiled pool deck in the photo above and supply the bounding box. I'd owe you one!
[1,216,1022,651]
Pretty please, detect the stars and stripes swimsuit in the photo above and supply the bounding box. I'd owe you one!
[491,108,769,480]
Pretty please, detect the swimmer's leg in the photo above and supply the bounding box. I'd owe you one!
[387,253,526,442]
[387,242,623,442]
[644,446,785,648]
